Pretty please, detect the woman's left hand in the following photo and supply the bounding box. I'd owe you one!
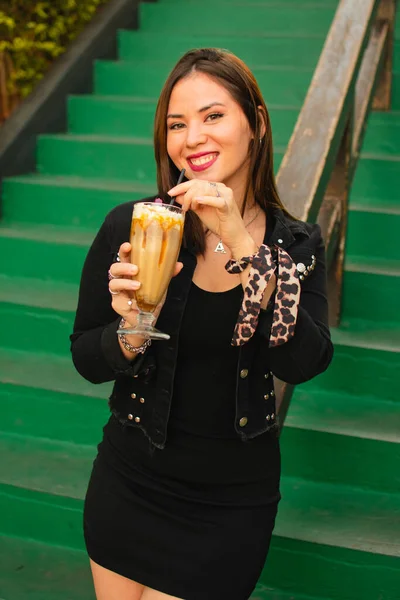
[167,179,250,253]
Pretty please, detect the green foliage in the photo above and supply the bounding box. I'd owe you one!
[0,0,109,98]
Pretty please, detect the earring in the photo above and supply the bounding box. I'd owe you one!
[259,137,262,142]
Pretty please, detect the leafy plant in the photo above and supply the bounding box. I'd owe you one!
[0,0,109,121]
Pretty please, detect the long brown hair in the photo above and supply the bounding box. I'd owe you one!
[154,47,291,254]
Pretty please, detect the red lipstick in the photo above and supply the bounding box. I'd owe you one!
[187,152,219,172]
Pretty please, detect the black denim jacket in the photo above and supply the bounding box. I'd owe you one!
[70,198,333,449]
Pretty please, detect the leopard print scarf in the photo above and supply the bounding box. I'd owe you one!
[225,244,300,347]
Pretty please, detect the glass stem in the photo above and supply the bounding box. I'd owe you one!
[137,311,156,331]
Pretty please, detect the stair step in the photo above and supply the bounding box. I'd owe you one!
[283,387,400,493]
[0,274,77,311]
[68,96,156,139]
[0,223,93,282]
[252,587,325,600]
[0,483,83,550]
[2,174,152,228]
[37,134,156,183]
[347,209,400,260]
[332,323,400,353]
[68,95,298,148]
[0,432,94,500]
[362,111,400,155]
[392,73,400,110]
[345,255,400,275]
[118,31,325,68]
[37,132,284,182]
[0,383,107,446]
[311,342,399,401]
[278,478,400,556]
[0,535,94,600]
[341,268,400,325]
[264,525,400,600]
[94,60,312,107]
[0,273,78,356]
[351,154,400,208]
[0,347,112,399]
[0,302,73,356]
[139,3,335,36]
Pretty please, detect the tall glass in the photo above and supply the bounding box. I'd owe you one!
[117,202,185,340]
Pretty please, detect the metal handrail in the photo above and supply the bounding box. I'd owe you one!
[276,0,396,425]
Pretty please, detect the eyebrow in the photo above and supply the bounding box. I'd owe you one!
[167,102,226,119]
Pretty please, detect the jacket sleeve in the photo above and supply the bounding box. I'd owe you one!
[70,214,155,384]
[257,226,334,384]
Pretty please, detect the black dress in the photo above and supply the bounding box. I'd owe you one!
[84,282,281,600]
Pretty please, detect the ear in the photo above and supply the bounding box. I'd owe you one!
[257,105,267,140]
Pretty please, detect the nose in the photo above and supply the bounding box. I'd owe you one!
[185,123,207,149]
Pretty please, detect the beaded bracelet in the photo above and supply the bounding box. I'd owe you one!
[118,318,152,354]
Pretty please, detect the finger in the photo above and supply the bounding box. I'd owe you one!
[173,262,184,277]
[167,181,193,197]
[118,242,131,263]
[193,195,228,211]
[172,191,192,213]
[109,262,139,279]
[182,188,195,213]
[109,278,141,295]
[112,294,141,322]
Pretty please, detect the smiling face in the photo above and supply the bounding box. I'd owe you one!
[166,72,255,200]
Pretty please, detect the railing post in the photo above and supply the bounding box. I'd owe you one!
[372,0,396,110]
[324,109,353,327]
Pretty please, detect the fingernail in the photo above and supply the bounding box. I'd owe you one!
[194,196,204,202]
[131,281,141,289]
[130,265,138,274]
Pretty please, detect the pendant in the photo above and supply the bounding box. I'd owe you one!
[214,240,227,254]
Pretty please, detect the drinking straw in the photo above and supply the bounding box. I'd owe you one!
[169,168,186,205]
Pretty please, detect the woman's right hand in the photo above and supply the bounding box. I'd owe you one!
[108,242,183,331]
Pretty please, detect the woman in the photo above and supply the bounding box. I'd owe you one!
[71,48,333,600]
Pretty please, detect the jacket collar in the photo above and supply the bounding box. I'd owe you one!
[267,207,310,250]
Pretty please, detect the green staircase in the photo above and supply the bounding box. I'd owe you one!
[0,1,399,598]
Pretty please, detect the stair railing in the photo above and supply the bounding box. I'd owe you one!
[275,0,396,425]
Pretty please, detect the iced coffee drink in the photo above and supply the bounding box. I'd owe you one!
[118,201,184,340]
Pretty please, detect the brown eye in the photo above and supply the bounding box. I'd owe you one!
[168,123,185,130]
[206,113,224,121]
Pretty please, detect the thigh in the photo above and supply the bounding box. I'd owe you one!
[90,559,145,600]
[141,587,183,600]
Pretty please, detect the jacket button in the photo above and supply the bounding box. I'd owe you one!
[128,414,133,420]
[264,373,269,379]
[266,415,271,421]
[139,397,145,404]
[264,394,269,400]
[240,369,249,379]
[131,393,136,399]
[133,375,139,379]
[134,416,141,423]
[270,390,275,397]
[271,413,275,420]
[239,417,248,427]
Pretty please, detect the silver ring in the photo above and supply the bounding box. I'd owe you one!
[209,182,221,198]
[108,269,118,281]
[109,289,119,296]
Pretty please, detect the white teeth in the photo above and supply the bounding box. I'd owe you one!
[189,154,217,166]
